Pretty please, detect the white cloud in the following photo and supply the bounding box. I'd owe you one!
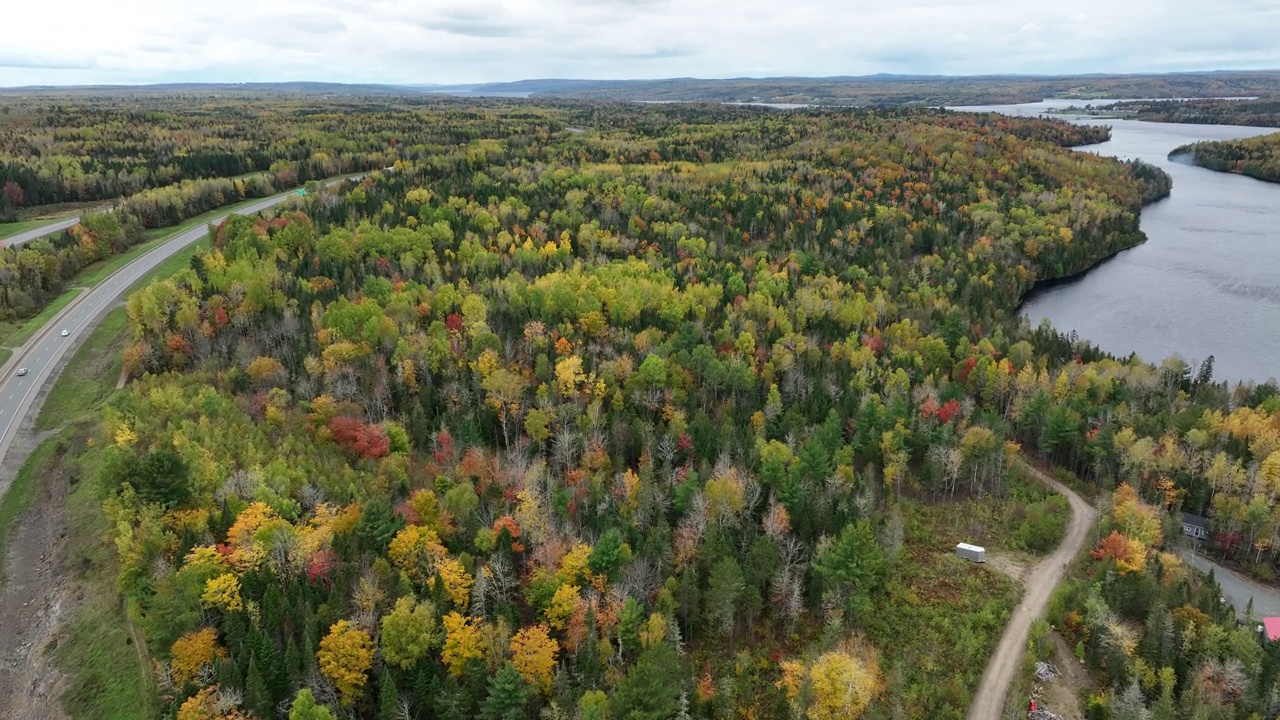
[0,0,1276,85]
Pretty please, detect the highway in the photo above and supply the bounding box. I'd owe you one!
[1,216,81,248]
[0,186,326,474]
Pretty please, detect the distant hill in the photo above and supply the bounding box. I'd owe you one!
[4,71,1280,106]
[465,70,1280,106]
[0,81,426,97]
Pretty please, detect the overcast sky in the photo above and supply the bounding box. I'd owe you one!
[3,0,1279,86]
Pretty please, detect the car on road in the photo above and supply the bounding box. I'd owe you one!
[60,329,70,337]
[16,368,28,376]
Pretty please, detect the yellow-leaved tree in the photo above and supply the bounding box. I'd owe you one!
[510,624,559,694]
[317,620,374,706]
[436,555,474,609]
[544,583,580,630]
[807,649,885,720]
[201,573,243,613]
[441,612,483,677]
[777,642,884,720]
[170,627,226,685]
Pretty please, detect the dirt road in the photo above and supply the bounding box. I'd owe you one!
[965,460,1098,720]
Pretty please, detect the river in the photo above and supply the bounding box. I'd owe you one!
[954,100,1280,386]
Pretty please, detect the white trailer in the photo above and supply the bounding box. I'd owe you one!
[956,542,986,563]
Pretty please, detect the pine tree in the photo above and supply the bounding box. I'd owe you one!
[610,643,683,720]
[413,664,437,716]
[285,636,304,690]
[705,557,744,643]
[481,664,528,720]
[379,671,401,720]
[575,605,601,688]
[245,655,273,719]
[1149,667,1177,720]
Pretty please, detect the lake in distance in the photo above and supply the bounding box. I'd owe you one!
[953,100,1280,386]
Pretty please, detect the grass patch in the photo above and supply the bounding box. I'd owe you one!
[0,347,9,367]
[0,437,58,578]
[36,308,129,430]
[0,288,83,349]
[904,468,1071,557]
[0,217,69,241]
[865,517,1024,718]
[54,433,159,720]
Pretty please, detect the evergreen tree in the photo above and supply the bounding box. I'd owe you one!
[379,671,402,720]
[285,636,304,691]
[610,643,683,720]
[575,605,601,689]
[481,663,529,720]
[245,655,273,719]
[814,520,887,621]
[705,557,744,642]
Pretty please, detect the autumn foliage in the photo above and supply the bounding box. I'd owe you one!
[317,620,374,706]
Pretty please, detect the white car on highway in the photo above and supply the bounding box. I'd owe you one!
[60,329,70,337]
[15,368,28,377]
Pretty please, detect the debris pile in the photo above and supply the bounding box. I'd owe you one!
[1034,661,1059,682]
[1028,710,1064,720]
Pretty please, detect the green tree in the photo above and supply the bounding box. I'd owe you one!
[705,557,744,640]
[289,689,336,720]
[578,689,610,720]
[481,663,529,720]
[610,643,683,720]
[814,521,887,620]
[588,529,631,581]
[243,654,275,717]
[379,672,401,720]
[380,596,440,670]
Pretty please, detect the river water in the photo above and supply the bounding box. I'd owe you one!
[953,100,1280,385]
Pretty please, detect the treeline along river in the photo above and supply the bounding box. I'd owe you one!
[956,100,1280,386]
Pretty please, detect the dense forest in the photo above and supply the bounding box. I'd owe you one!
[57,98,1276,720]
[1094,98,1280,128]
[467,71,1280,107]
[1171,132,1280,184]
[0,94,446,217]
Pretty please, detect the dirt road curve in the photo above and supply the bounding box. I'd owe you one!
[966,459,1097,720]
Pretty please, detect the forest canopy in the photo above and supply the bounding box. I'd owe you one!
[23,97,1280,720]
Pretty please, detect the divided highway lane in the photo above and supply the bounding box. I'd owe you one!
[1,216,82,248]
[0,186,332,470]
